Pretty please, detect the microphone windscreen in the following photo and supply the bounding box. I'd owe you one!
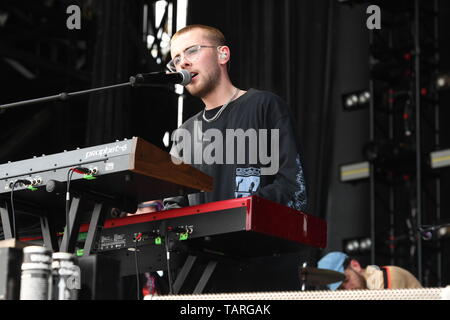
[179,69,192,86]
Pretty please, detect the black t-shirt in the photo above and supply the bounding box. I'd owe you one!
[170,88,307,211]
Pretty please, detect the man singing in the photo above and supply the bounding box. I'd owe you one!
[168,24,307,210]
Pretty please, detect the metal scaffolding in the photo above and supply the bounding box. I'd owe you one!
[368,0,442,286]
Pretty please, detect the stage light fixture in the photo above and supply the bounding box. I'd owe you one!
[438,226,450,239]
[343,237,372,255]
[345,240,359,253]
[430,149,450,169]
[359,238,372,251]
[419,223,450,240]
[363,140,415,172]
[436,74,450,91]
[340,161,370,182]
[342,90,370,111]
[0,12,8,27]
[358,91,371,104]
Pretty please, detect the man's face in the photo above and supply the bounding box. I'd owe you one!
[340,267,367,290]
[170,29,221,98]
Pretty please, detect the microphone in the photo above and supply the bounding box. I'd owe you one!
[130,69,192,87]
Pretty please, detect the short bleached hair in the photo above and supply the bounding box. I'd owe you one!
[171,24,227,46]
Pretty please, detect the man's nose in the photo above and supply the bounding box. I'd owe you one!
[179,56,191,69]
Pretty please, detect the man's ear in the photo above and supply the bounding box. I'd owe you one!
[349,259,362,272]
[218,46,230,65]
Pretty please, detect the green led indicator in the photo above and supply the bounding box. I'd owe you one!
[179,232,189,241]
[27,186,38,191]
[78,232,87,241]
[76,249,84,256]
[83,174,97,180]
[155,237,162,245]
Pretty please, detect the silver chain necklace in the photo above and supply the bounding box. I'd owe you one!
[202,88,240,123]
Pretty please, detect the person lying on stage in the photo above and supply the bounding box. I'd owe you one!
[318,251,423,290]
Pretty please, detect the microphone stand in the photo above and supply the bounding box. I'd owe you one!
[0,73,184,111]
[0,81,135,111]
[0,75,168,252]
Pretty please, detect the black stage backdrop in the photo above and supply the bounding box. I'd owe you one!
[85,0,135,146]
[84,0,179,149]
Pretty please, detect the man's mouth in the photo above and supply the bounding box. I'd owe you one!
[191,72,199,79]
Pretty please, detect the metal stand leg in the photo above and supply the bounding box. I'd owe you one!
[60,197,83,253]
[0,203,13,239]
[193,261,218,294]
[83,202,104,256]
[173,255,197,294]
[40,214,58,251]
[172,254,218,294]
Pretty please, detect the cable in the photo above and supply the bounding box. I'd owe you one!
[11,182,17,238]
[66,169,76,250]
[133,241,140,300]
[65,167,90,252]
[165,232,173,294]
[10,183,17,239]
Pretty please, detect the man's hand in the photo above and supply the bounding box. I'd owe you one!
[127,200,164,216]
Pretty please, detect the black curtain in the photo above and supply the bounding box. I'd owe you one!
[188,0,335,220]
[85,0,179,150]
[85,0,138,146]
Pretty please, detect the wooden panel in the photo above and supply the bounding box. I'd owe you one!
[133,137,213,192]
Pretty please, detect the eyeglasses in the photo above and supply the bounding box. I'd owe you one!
[167,45,220,72]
